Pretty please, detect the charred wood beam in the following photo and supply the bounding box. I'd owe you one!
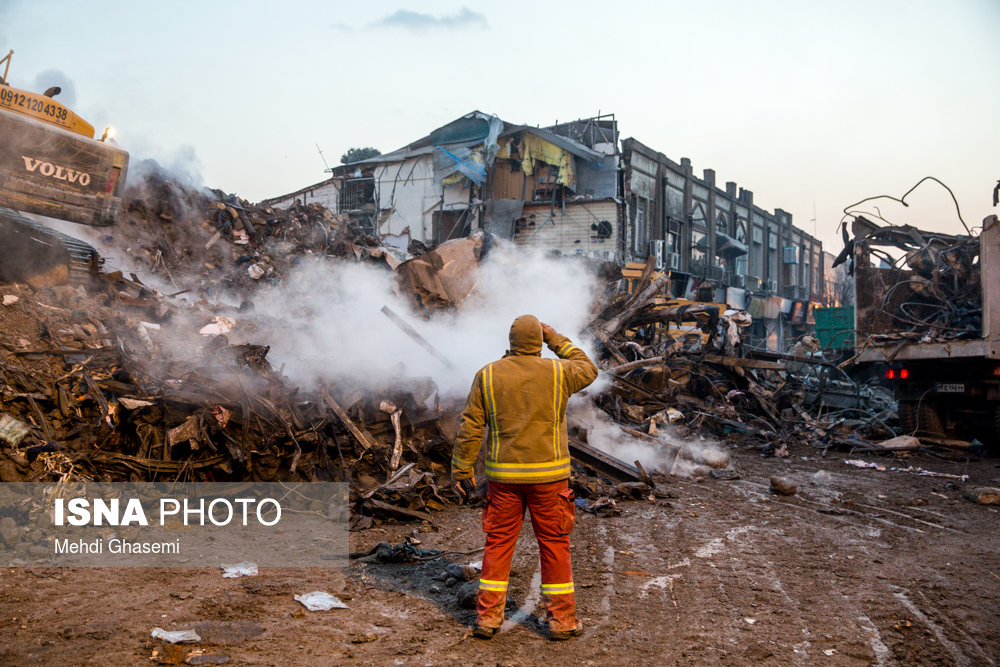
[568,435,641,483]
[741,350,840,369]
[590,275,670,341]
[365,497,433,523]
[624,303,719,332]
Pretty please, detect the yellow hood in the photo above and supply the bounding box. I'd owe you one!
[508,314,543,356]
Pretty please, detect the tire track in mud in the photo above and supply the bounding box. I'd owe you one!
[673,464,999,666]
[661,476,927,664]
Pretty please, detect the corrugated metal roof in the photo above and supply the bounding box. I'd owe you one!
[501,125,603,163]
[347,111,603,166]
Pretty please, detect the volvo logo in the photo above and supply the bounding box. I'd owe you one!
[21,156,92,186]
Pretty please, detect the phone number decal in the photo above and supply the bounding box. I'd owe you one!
[0,87,69,123]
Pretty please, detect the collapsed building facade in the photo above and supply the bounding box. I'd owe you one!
[262,111,823,351]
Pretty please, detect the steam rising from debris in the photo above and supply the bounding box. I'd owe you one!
[571,401,730,479]
[250,247,601,399]
[42,159,214,289]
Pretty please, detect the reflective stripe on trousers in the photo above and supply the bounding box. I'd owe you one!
[476,479,578,631]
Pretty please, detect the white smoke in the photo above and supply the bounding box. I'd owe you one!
[569,400,731,479]
[247,245,603,399]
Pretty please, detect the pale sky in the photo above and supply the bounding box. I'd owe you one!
[2,0,998,251]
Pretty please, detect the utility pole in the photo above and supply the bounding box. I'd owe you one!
[316,143,332,173]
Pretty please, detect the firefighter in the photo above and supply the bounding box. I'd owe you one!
[451,314,598,640]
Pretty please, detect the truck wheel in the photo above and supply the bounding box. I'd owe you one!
[919,402,947,437]
[898,400,946,437]
[898,400,917,435]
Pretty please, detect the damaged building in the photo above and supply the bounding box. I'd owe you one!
[263,111,823,350]
[262,112,622,261]
[620,139,823,351]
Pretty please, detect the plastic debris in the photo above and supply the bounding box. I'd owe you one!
[151,627,201,643]
[220,562,258,578]
[0,413,31,447]
[293,591,349,611]
[844,459,886,471]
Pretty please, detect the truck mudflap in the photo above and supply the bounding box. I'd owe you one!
[0,207,101,287]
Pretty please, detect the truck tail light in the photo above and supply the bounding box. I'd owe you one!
[900,368,909,379]
[886,368,909,380]
[886,369,895,379]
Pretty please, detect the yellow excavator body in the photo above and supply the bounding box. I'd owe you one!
[0,49,130,286]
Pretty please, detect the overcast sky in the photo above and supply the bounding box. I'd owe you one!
[2,0,997,251]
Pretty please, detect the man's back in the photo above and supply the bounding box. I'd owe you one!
[452,315,597,484]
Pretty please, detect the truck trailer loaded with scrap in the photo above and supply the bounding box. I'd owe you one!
[851,212,1000,443]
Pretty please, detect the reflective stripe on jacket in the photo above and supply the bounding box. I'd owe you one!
[452,327,597,485]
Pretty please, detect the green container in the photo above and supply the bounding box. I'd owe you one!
[813,306,855,350]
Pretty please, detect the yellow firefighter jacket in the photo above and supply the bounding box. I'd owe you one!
[451,315,598,484]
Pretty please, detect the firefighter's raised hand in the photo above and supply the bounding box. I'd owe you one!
[540,322,557,344]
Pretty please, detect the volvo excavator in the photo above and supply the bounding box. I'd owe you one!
[0,49,129,287]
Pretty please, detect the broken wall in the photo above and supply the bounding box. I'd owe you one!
[262,179,341,212]
[373,155,473,244]
[513,200,618,260]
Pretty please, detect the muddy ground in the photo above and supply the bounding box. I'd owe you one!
[2,448,999,666]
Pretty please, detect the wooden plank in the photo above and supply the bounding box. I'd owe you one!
[568,435,641,483]
[916,436,974,449]
[703,354,787,371]
[857,339,987,363]
[318,386,377,451]
[366,498,433,522]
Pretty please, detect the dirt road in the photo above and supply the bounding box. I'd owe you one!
[2,448,999,665]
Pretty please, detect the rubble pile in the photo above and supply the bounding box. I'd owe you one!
[109,160,396,298]
[0,178,943,530]
[582,259,895,457]
[0,274,460,527]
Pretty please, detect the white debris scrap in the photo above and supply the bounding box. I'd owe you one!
[151,627,201,643]
[199,316,236,336]
[844,459,886,471]
[221,562,258,578]
[294,591,349,611]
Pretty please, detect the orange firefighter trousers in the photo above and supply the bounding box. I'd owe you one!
[477,479,578,632]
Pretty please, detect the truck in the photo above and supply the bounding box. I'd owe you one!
[851,211,1000,442]
[0,49,129,287]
